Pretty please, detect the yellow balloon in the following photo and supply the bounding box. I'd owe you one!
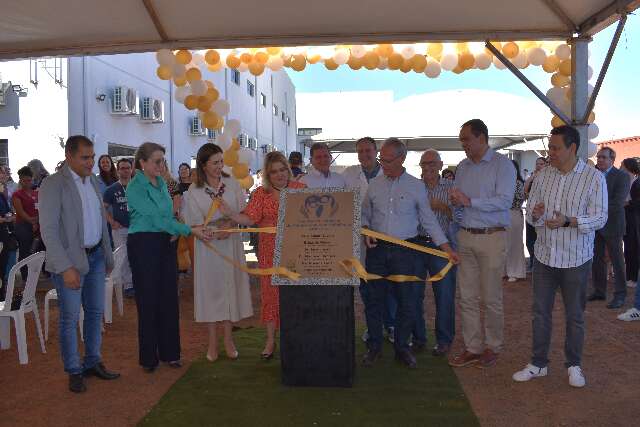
[240,52,253,64]
[387,53,404,70]
[205,87,219,102]
[232,163,250,179]
[184,95,198,110]
[427,43,443,58]
[205,49,220,65]
[156,66,172,80]
[307,54,322,64]
[551,115,565,128]
[266,47,281,55]
[239,175,254,190]
[176,50,192,65]
[230,138,240,151]
[458,52,475,70]
[559,59,572,76]
[226,55,241,68]
[542,54,560,73]
[173,76,187,87]
[185,67,202,82]
[411,55,427,72]
[223,150,239,167]
[551,72,570,87]
[376,44,394,58]
[363,52,380,70]
[324,58,339,70]
[197,96,212,112]
[455,42,469,53]
[501,42,519,59]
[202,111,220,129]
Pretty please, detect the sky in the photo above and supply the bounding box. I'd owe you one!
[287,14,640,142]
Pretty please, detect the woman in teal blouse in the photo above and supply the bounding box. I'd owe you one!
[127,142,210,372]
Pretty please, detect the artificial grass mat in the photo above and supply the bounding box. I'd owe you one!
[139,327,479,427]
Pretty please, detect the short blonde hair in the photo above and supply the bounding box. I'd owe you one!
[262,151,292,190]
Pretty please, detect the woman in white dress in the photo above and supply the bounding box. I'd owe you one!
[183,143,253,361]
[505,160,527,282]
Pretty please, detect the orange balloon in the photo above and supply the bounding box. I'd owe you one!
[173,76,187,87]
[551,115,565,128]
[232,163,249,179]
[249,61,265,76]
[324,58,339,70]
[348,56,362,70]
[559,59,572,76]
[185,67,202,82]
[452,65,465,74]
[240,52,253,64]
[230,138,240,151]
[226,55,241,68]
[458,52,475,70]
[542,54,560,73]
[156,66,172,80]
[239,175,254,190]
[400,60,412,73]
[376,44,394,58]
[587,111,596,123]
[307,54,322,64]
[197,96,212,112]
[175,50,192,65]
[184,95,198,110]
[363,52,380,70]
[501,42,519,59]
[207,62,223,72]
[223,150,239,167]
[202,111,220,129]
[411,55,427,72]
[551,72,570,87]
[255,51,269,64]
[204,50,220,65]
[215,115,225,130]
[387,53,403,70]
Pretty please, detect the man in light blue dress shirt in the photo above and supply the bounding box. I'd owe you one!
[448,119,516,369]
[361,138,458,369]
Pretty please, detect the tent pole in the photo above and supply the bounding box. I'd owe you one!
[485,42,571,125]
[569,37,590,159]
[581,15,627,124]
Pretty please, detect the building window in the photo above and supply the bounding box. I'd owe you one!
[260,93,267,107]
[247,81,255,97]
[273,104,278,116]
[0,139,8,166]
[281,111,286,122]
[231,69,240,85]
[287,116,291,127]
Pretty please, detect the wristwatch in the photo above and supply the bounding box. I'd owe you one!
[563,216,571,227]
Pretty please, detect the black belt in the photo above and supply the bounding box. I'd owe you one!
[85,240,102,255]
[460,226,506,235]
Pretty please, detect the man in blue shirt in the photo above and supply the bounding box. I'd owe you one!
[103,158,133,297]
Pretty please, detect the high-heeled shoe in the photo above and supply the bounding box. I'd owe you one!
[260,343,276,360]
[206,352,218,362]
[224,341,239,360]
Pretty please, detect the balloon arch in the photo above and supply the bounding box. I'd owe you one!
[154,42,600,188]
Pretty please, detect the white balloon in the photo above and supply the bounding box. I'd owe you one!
[171,63,186,77]
[555,44,571,60]
[587,83,594,97]
[224,119,241,135]
[174,86,190,102]
[217,133,232,150]
[190,80,207,96]
[350,45,366,58]
[333,49,350,65]
[424,59,441,78]
[587,65,594,80]
[587,141,598,157]
[238,62,249,72]
[192,53,205,66]
[267,56,284,71]
[492,56,507,70]
[474,52,492,70]
[238,148,255,164]
[588,123,599,139]
[400,45,416,60]
[546,87,565,105]
[213,99,230,116]
[512,51,528,69]
[440,53,458,71]
[527,47,547,66]
[156,49,176,66]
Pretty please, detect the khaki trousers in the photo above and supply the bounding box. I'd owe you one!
[456,229,507,354]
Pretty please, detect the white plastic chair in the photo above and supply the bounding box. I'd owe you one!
[0,251,46,364]
[104,246,126,324]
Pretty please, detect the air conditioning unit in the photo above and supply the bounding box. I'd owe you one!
[238,133,248,147]
[140,97,164,123]
[111,86,139,115]
[0,81,9,106]
[190,116,206,136]
[207,128,217,140]
[248,137,258,150]
[261,144,277,154]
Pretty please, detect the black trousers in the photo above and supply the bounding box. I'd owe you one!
[624,206,639,282]
[525,222,537,267]
[592,232,627,300]
[14,222,34,281]
[128,232,181,368]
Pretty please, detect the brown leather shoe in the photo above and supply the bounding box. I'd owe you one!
[448,350,481,367]
[476,349,498,368]
[361,349,382,367]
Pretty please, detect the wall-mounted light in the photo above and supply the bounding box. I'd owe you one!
[10,84,28,97]
[95,93,106,102]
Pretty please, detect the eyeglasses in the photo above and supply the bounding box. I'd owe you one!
[377,154,401,165]
[419,161,440,167]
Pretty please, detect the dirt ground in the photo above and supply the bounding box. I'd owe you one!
[1,271,639,427]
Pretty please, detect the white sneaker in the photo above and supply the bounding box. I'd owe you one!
[618,307,640,321]
[627,280,637,288]
[513,364,548,382]
[568,366,586,388]
[361,329,369,342]
[507,277,518,282]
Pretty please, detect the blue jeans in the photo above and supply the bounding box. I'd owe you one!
[364,240,424,354]
[359,280,396,331]
[412,239,456,346]
[51,246,106,375]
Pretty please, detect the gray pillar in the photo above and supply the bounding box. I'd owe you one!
[569,37,591,159]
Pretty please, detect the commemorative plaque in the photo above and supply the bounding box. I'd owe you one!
[273,188,360,387]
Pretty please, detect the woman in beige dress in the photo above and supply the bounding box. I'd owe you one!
[183,143,253,361]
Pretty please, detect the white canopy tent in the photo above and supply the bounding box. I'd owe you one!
[1,0,637,158]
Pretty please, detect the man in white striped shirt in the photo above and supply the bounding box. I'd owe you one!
[514,125,607,389]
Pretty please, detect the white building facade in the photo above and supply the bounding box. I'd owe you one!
[0,53,297,175]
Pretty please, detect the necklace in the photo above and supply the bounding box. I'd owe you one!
[204,181,225,199]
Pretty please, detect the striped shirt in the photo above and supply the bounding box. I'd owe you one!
[526,159,608,268]
[418,178,461,242]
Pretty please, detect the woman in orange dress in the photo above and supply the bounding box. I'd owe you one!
[220,152,305,360]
